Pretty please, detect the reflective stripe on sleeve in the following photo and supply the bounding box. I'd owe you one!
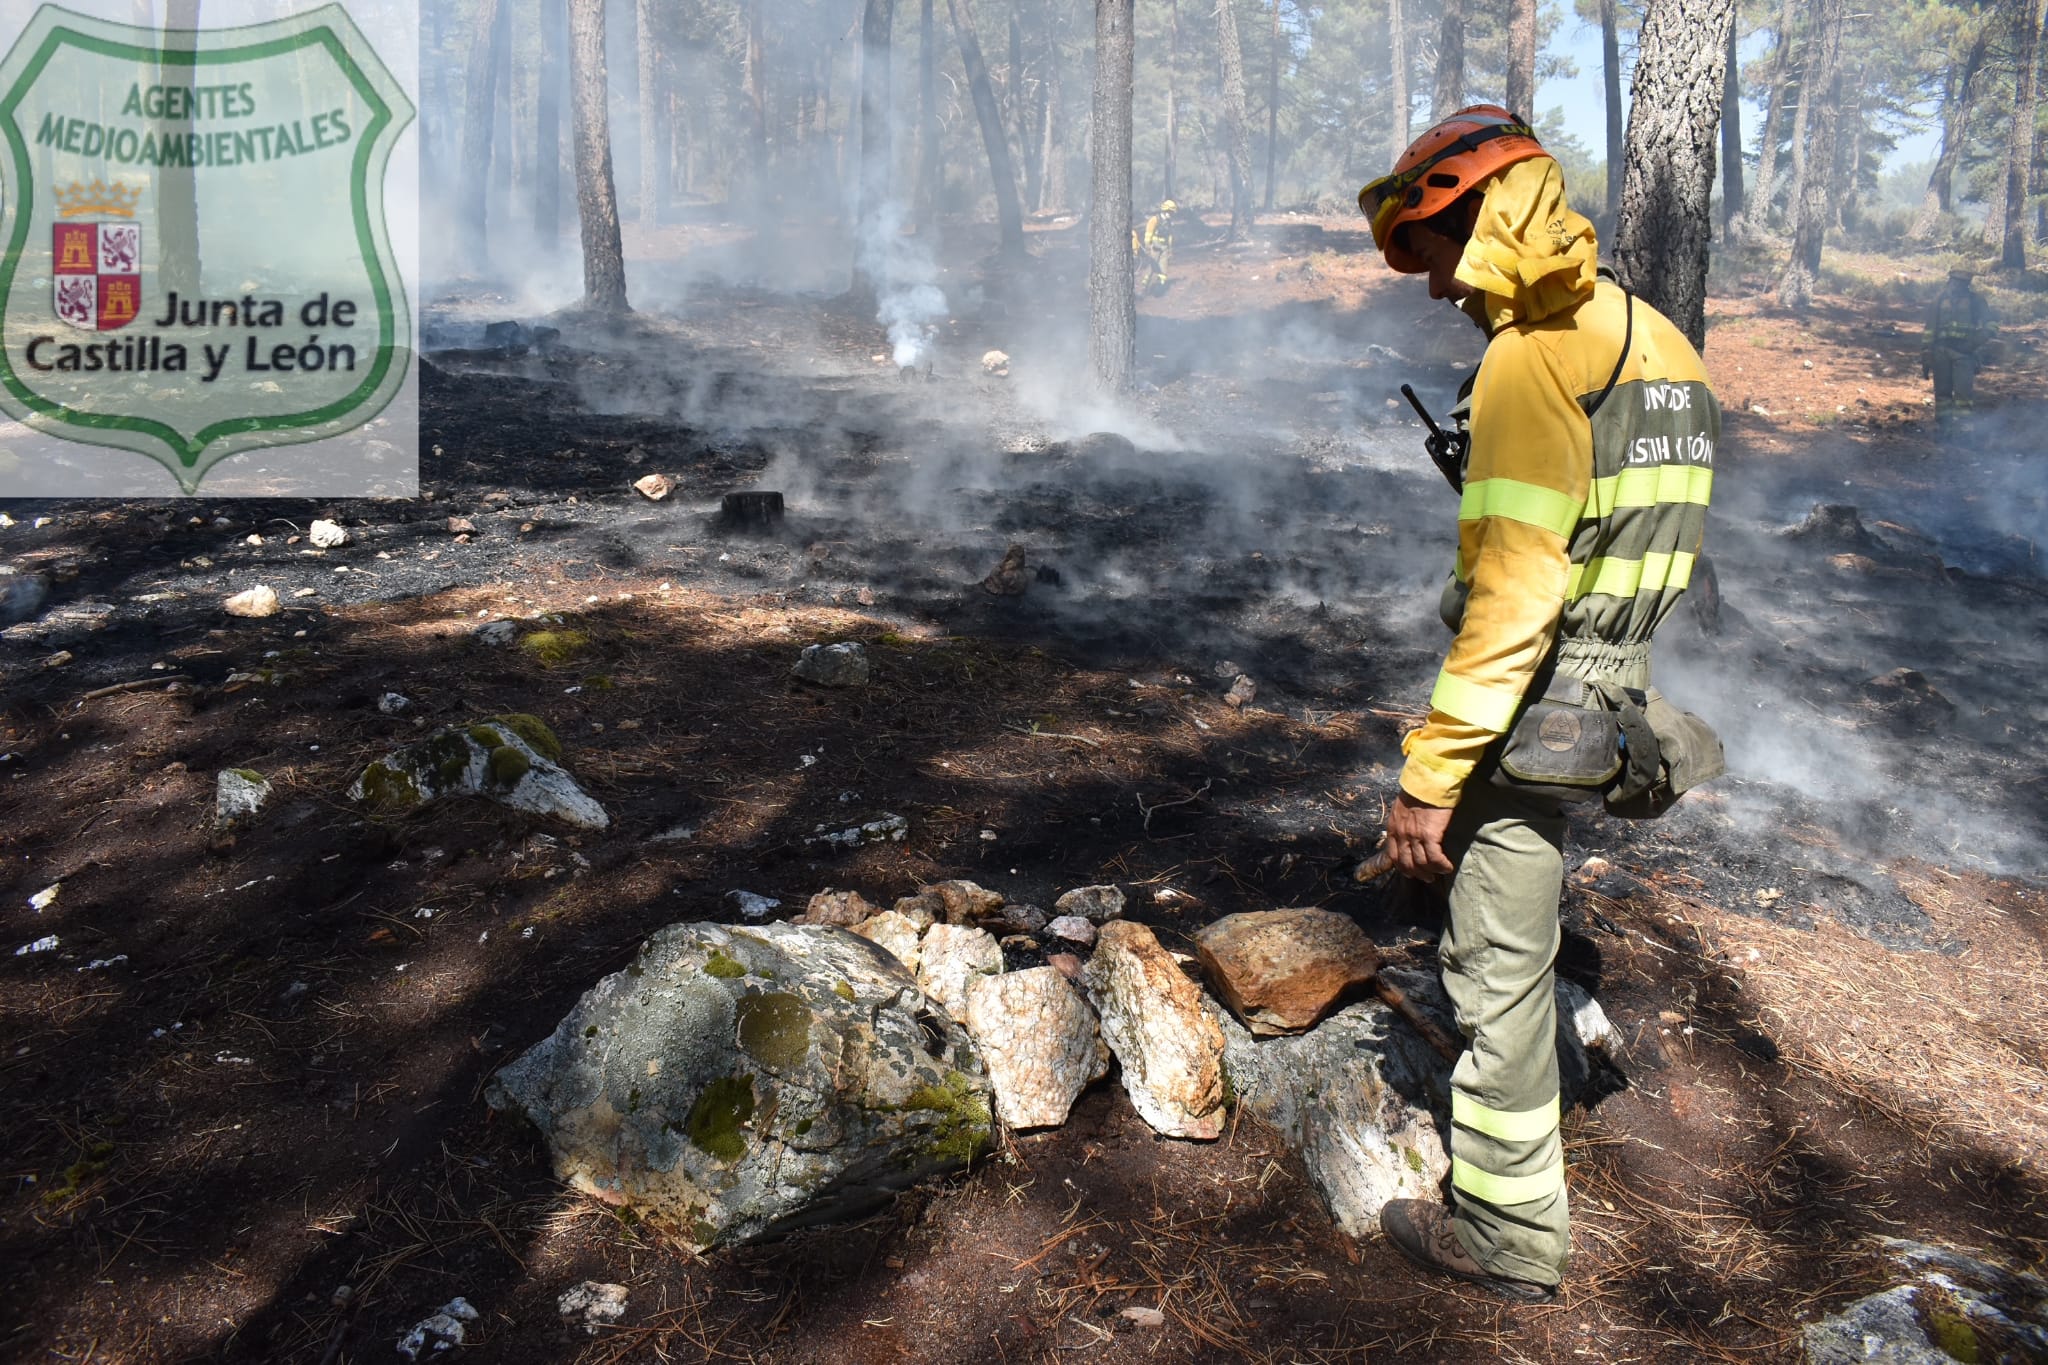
[1452,1092,1561,1144]
[1459,478,1583,539]
[1451,1155,1566,1206]
[1584,464,1713,518]
[1565,549,1697,602]
[1429,670,1526,733]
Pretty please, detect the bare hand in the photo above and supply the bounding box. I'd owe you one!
[1385,791,1456,882]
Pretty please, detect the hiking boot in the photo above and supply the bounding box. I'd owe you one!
[1380,1198,1559,1304]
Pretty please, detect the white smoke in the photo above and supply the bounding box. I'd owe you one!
[854,201,946,369]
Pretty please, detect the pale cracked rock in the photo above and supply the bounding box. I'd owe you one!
[851,910,924,974]
[1196,908,1376,1036]
[223,585,280,618]
[308,519,349,548]
[633,473,675,501]
[916,924,1003,1024]
[349,714,609,830]
[1215,967,1625,1237]
[965,967,1109,1130]
[487,921,991,1251]
[214,768,273,831]
[1056,884,1126,922]
[1084,921,1226,1139]
[800,889,880,928]
[897,879,1005,926]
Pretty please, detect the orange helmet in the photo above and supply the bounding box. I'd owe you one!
[1359,106,1547,273]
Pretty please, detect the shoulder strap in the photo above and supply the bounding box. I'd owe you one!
[1583,286,1634,419]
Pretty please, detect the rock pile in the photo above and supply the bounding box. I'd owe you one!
[493,879,1627,1253]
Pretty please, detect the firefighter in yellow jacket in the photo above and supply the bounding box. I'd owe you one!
[1357,108,1722,1301]
[1133,199,1176,294]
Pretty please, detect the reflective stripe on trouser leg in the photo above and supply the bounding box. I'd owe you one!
[1439,779,1570,1287]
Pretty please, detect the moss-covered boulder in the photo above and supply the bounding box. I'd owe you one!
[485,921,994,1251]
[347,714,607,829]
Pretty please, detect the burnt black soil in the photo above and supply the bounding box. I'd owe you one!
[2,263,2046,1363]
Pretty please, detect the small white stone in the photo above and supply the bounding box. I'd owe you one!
[223,585,280,618]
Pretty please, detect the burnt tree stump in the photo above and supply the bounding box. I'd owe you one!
[721,490,785,530]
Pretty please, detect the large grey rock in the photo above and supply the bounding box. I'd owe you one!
[964,967,1109,1130]
[916,924,1003,1024]
[1804,1239,2048,1365]
[1217,967,1623,1237]
[0,570,48,629]
[792,641,871,688]
[488,921,992,1251]
[350,714,608,830]
[1084,921,1227,1139]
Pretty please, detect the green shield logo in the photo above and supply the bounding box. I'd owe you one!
[0,4,415,493]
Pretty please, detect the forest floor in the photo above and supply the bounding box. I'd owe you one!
[2,211,2045,1364]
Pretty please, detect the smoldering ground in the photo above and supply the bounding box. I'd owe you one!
[6,224,2048,1364]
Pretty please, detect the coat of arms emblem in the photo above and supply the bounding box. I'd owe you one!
[51,180,144,332]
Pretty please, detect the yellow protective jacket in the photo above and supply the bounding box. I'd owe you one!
[1399,159,1721,809]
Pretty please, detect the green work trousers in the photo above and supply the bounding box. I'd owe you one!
[1440,779,1570,1287]
[1931,348,1977,409]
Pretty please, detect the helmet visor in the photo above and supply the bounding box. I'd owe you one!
[1358,116,1539,248]
[1358,170,1423,247]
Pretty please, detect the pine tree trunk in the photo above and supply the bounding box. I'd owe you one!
[1091,0,1137,391]
[950,0,1027,253]
[1720,16,1742,237]
[569,0,629,312]
[1999,0,2048,269]
[1613,0,1734,349]
[919,0,939,222]
[1601,0,1621,218]
[459,0,505,261]
[1041,9,1067,210]
[1738,0,1796,237]
[1389,0,1410,155]
[1264,0,1281,211]
[1014,3,1042,208]
[1782,36,1812,230]
[1912,23,1988,239]
[1216,0,1255,239]
[536,0,564,241]
[1835,75,1863,232]
[1505,0,1536,119]
[1776,0,1843,310]
[855,0,896,297]
[1432,0,1464,120]
[637,0,662,227]
[493,2,515,226]
[1165,0,1181,198]
[158,0,202,297]
[745,0,767,177]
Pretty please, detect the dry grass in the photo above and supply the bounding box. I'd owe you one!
[1671,868,2048,1162]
